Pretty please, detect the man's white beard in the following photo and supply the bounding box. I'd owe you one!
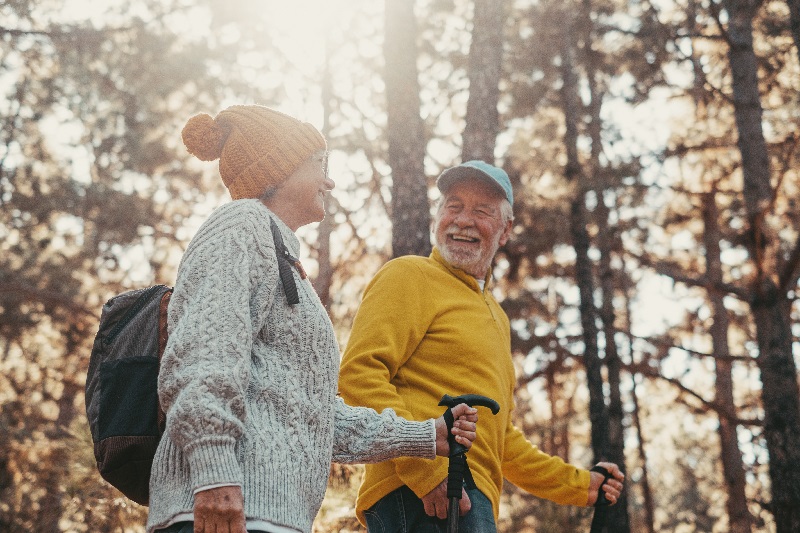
[437,238,490,278]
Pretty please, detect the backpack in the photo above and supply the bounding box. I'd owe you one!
[85,284,172,506]
[85,217,300,506]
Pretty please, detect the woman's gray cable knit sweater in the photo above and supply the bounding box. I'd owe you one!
[146,200,436,533]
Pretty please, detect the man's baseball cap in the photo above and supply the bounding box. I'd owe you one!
[436,160,513,205]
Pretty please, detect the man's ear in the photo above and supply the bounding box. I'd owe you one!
[498,219,513,247]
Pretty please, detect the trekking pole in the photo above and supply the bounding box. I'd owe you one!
[438,394,500,533]
[589,465,613,533]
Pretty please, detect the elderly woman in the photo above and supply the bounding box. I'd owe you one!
[147,105,478,533]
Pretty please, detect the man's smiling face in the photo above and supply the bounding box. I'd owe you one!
[434,177,512,279]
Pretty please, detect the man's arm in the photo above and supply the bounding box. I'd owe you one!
[501,420,625,507]
[501,420,592,506]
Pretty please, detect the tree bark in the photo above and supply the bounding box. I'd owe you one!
[701,190,753,533]
[725,2,800,530]
[560,38,610,464]
[623,290,656,533]
[312,43,334,308]
[630,373,656,533]
[39,380,81,532]
[461,0,505,163]
[786,0,800,66]
[595,201,630,533]
[384,0,430,257]
[751,282,800,532]
[725,1,772,219]
[580,0,629,522]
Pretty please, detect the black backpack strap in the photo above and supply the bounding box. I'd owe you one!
[269,218,301,306]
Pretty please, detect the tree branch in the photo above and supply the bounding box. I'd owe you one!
[630,361,762,427]
[631,333,756,363]
[0,26,54,38]
[0,283,94,318]
[635,253,750,300]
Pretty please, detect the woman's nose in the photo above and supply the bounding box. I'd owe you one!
[324,176,335,190]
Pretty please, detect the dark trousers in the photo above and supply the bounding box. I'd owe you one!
[156,522,270,533]
[363,485,497,533]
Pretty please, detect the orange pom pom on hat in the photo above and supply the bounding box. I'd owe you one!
[181,104,327,200]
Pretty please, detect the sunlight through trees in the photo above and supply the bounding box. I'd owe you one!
[1,0,799,531]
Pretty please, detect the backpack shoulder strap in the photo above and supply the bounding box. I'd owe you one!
[157,287,172,433]
[269,217,301,305]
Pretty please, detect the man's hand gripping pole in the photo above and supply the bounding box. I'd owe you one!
[438,394,500,533]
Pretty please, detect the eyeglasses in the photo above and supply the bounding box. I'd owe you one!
[312,151,329,178]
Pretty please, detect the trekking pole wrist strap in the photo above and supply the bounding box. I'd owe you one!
[590,465,612,507]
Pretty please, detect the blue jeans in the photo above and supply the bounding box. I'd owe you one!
[364,485,497,533]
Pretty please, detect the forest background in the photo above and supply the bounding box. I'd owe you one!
[2,0,799,532]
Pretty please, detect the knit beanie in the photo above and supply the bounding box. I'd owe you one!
[181,105,327,200]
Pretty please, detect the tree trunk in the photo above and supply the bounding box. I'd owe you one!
[622,292,656,533]
[701,191,753,533]
[39,380,81,532]
[725,1,772,218]
[384,0,430,258]
[725,2,800,530]
[751,283,800,532]
[580,0,629,520]
[543,366,572,460]
[630,373,656,533]
[461,0,505,163]
[0,341,11,532]
[560,39,609,463]
[595,201,630,533]
[786,0,800,66]
[313,43,334,308]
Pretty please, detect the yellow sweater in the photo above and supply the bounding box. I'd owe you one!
[339,248,590,524]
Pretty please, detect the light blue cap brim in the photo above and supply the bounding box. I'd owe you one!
[436,160,513,205]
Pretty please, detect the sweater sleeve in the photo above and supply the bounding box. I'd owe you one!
[158,210,275,491]
[501,420,591,506]
[338,260,447,495]
[331,397,436,464]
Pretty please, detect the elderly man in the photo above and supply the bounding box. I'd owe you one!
[338,160,624,532]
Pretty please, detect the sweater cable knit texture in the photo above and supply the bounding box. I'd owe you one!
[147,200,435,533]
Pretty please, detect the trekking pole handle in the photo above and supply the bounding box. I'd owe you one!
[439,394,500,456]
[439,393,500,414]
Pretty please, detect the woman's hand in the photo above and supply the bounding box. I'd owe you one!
[434,403,478,456]
[193,485,246,533]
